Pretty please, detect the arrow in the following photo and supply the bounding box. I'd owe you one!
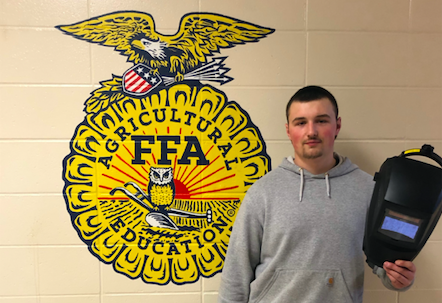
[161,57,233,86]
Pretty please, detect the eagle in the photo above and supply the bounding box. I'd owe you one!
[56,11,274,82]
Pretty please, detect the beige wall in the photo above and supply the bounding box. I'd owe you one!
[1,0,441,302]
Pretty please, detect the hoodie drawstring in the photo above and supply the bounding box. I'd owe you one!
[299,168,304,202]
[298,168,331,202]
[325,172,331,198]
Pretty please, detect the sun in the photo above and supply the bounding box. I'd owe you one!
[98,137,240,202]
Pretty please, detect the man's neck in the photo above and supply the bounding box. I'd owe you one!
[294,153,337,175]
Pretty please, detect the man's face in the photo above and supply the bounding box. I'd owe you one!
[285,98,341,161]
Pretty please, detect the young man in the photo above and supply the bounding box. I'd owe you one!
[218,86,416,303]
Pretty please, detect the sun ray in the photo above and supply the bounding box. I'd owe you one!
[188,174,236,193]
[187,166,224,190]
[179,144,216,184]
[177,166,182,179]
[141,166,149,177]
[184,156,220,187]
[173,155,178,177]
[178,144,214,184]
[115,154,149,182]
[102,174,125,184]
[188,185,239,197]
[122,144,135,159]
[99,185,113,190]
[179,166,189,181]
[111,164,147,187]
[152,153,157,165]
[205,145,215,157]
[181,163,200,184]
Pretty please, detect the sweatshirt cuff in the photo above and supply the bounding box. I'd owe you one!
[373,265,414,292]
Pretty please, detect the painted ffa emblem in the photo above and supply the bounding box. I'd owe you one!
[58,11,273,285]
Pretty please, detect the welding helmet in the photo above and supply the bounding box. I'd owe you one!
[363,144,442,269]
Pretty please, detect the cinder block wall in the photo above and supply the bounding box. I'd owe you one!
[0,1,441,302]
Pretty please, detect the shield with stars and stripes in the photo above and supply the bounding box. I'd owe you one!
[122,64,162,96]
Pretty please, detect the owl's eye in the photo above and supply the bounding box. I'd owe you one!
[153,172,160,179]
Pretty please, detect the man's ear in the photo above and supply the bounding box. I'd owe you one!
[335,117,342,139]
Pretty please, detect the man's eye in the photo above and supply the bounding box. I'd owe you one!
[295,121,306,126]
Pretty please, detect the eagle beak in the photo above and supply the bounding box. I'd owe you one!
[132,40,145,51]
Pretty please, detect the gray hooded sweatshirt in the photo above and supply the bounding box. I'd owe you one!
[219,155,400,303]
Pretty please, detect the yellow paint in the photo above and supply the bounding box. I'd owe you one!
[404,148,421,155]
[60,11,273,285]
[63,83,271,284]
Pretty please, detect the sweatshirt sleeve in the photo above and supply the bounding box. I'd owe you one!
[373,266,414,292]
[218,190,264,303]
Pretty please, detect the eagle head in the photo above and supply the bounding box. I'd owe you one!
[132,37,168,60]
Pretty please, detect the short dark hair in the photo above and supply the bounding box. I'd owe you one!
[286,86,339,122]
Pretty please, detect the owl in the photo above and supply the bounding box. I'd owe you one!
[147,167,175,212]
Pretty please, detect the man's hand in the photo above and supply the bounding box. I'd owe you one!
[383,260,416,289]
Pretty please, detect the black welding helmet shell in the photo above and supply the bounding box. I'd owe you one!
[363,144,442,269]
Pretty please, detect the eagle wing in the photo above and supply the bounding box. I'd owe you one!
[56,11,160,65]
[163,13,275,67]
[57,12,274,67]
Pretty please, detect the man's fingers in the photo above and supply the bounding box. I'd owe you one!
[384,260,416,289]
[385,268,406,286]
[395,260,416,273]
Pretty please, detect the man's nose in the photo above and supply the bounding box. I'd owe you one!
[307,122,318,136]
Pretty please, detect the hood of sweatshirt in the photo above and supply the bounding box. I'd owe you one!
[280,153,360,202]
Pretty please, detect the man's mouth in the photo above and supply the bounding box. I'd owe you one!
[304,139,321,146]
